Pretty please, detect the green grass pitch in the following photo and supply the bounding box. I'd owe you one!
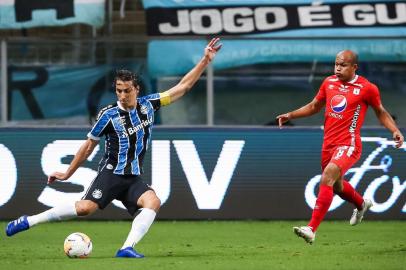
[1,221,405,270]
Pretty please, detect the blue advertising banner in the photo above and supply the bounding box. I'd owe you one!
[0,127,405,220]
[0,0,105,29]
[148,38,406,78]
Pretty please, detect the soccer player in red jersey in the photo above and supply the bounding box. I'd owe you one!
[276,50,404,244]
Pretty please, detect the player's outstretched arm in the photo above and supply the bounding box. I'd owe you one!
[163,37,222,104]
[276,98,325,128]
[373,104,404,148]
[47,138,99,184]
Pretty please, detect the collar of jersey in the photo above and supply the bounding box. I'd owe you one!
[347,74,359,84]
[117,101,137,113]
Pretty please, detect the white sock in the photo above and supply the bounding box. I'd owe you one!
[121,208,156,249]
[27,202,78,227]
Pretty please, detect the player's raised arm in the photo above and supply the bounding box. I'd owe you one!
[47,138,99,184]
[276,98,325,128]
[372,104,404,148]
[162,38,222,104]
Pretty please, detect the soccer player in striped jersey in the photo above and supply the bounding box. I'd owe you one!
[277,50,404,244]
[6,38,222,257]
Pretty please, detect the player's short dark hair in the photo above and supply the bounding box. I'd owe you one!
[114,69,138,87]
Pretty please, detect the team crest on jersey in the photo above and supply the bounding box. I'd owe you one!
[331,95,347,113]
[119,116,126,125]
[140,105,148,114]
[92,189,102,199]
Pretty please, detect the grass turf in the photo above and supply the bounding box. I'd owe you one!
[1,221,405,270]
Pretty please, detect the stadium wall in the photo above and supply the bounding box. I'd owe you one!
[0,127,405,220]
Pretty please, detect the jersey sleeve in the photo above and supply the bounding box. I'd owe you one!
[365,83,381,109]
[143,92,171,112]
[315,78,328,102]
[87,106,111,140]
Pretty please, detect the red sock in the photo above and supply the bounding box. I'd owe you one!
[336,180,364,210]
[308,185,333,232]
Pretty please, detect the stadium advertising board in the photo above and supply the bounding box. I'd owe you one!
[0,127,404,220]
[0,0,104,29]
[143,0,406,36]
[144,0,406,78]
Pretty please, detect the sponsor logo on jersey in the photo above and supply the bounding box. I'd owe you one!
[330,95,347,113]
[127,118,154,136]
[106,164,113,170]
[92,189,102,199]
[349,104,361,134]
[339,84,349,93]
[329,112,343,119]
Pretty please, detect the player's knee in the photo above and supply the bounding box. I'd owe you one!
[321,164,341,186]
[146,195,161,212]
[75,200,98,216]
[139,191,161,212]
[321,171,336,186]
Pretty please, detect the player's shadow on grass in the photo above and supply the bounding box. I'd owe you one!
[88,253,214,259]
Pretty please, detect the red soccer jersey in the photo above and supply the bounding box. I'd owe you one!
[315,75,381,153]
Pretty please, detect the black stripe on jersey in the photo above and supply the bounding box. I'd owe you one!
[124,111,136,175]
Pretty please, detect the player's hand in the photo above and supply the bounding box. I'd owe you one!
[204,37,222,61]
[393,130,404,148]
[48,172,69,184]
[276,113,291,128]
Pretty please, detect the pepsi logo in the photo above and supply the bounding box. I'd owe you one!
[330,95,347,113]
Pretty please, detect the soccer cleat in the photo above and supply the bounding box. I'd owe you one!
[6,215,30,237]
[293,226,315,244]
[350,199,373,226]
[115,247,145,258]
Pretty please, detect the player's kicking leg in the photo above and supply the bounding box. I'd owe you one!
[5,215,29,236]
[6,201,93,237]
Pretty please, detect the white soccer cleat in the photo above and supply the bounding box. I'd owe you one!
[293,226,315,244]
[350,199,373,226]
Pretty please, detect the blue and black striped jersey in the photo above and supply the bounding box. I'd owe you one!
[88,93,170,175]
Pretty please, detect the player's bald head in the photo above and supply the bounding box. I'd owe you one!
[334,50,358,82]
[336,50,358,66]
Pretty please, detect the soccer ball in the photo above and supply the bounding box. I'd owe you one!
[63,232,93,258]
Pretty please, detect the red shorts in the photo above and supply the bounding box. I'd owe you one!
[321,146,361,176]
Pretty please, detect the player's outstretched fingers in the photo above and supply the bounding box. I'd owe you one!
[278,117,283,128]
[208,37,219,47]
[207,38,222,52]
